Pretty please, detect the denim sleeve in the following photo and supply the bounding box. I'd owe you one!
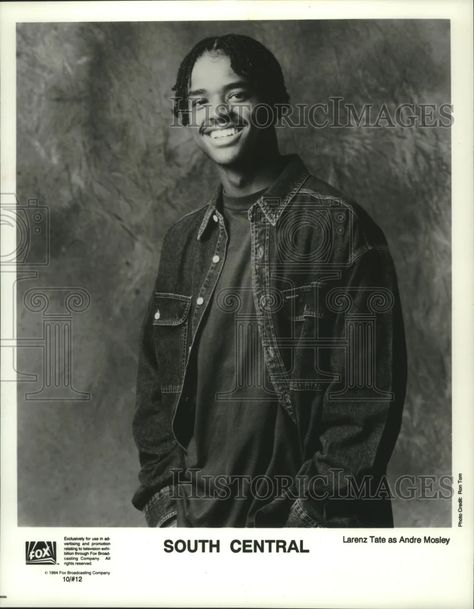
[132,233,184,514]
[143,486,178,527]
[285,247,407,528]
[285,498,322,527]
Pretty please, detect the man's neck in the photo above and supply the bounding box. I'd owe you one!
[217,151,285,198]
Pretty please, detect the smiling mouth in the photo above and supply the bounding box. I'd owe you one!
[207,126,244,140]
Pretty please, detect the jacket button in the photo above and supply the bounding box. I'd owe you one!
[212,214,218,222]
[154,309,160,320]
[212,255,220,263]
[256,245,264,259]
[196,297,204,306]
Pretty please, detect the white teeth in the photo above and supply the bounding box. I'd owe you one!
[209,127,240,140]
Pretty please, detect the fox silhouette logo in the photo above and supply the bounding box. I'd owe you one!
[25,541,57,564]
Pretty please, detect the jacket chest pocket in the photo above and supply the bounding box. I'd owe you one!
[278,283,336,388]
[152,292,192,393]
[281,282,336,323]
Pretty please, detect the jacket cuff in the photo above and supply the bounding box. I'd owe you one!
[143,486,178,528]
[285,499,323,528]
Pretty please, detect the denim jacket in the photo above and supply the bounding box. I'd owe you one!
[132,155,407,527]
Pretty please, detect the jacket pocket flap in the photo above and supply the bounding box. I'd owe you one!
[153,293,192,326]
[282,282,335,319]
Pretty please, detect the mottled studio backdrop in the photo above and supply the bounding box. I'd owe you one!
[16,20,451,526]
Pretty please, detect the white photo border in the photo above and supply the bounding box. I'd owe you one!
[1,1,473,608]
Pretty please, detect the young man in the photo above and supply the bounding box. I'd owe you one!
[132,34,407,528]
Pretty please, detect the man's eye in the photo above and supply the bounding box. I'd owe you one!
[190,98,207,108]
[228,91,248,102]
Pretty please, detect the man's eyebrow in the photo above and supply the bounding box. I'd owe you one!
[222,80,250,92]
[188,81,250,97]
[188,88,206,97]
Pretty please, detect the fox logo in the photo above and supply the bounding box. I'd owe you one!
[25,541,57,564]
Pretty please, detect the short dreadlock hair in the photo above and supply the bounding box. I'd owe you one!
[172,34,290,126]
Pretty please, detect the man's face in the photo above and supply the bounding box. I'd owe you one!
[186,51,266,168]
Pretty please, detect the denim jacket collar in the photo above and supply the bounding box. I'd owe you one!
[197,154,310,240]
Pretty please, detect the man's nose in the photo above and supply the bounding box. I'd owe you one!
[208,100,231,123]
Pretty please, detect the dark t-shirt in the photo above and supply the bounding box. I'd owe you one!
[177,188,301,527]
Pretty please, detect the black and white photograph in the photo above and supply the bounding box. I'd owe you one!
[1,1,472,607]
[15,18,451,528]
